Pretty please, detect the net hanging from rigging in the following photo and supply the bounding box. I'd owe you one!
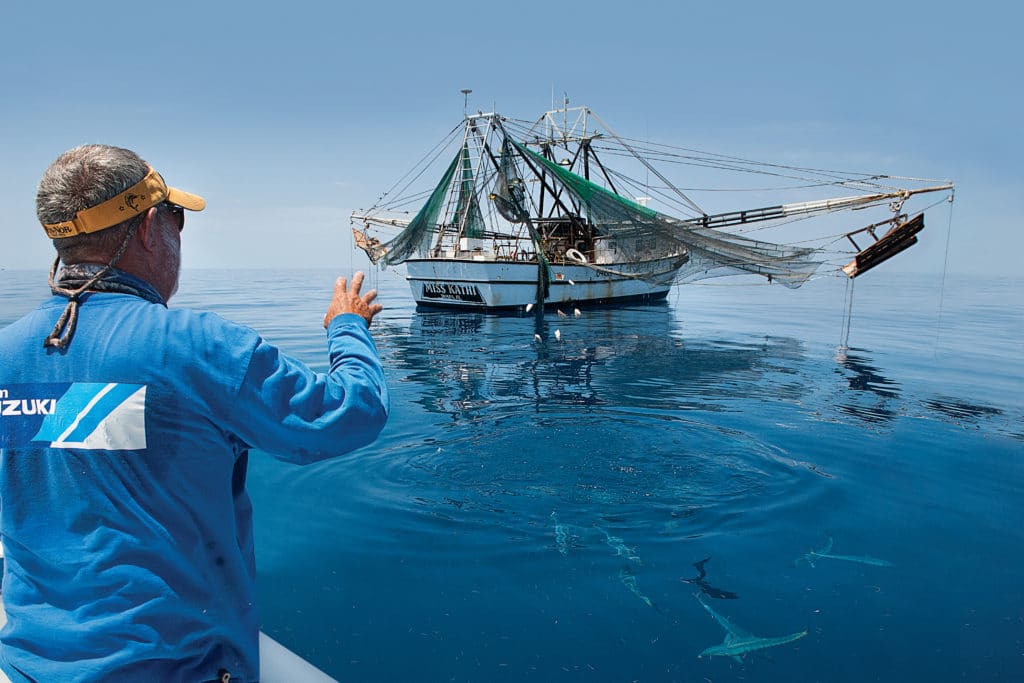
[513,142,823,288]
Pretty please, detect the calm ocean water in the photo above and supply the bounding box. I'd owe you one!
[1,267,1021,681]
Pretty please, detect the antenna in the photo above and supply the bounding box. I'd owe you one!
[563,92,569,141]
[461,89,472,115]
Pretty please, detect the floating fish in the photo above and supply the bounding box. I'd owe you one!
[681,557,738,600]
[696,594,806,663]
[595,526,641,563]
[557,309,567,318]
[550,512,569,556]
[554,329,561,341]
[573,308,582,317]
[619,567,655,609]
[525,303,534,312]
[568,279,576,286]
[798,537,892,568]
[533,333,542,342]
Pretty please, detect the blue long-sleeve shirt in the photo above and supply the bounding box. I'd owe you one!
[0,289,388,682]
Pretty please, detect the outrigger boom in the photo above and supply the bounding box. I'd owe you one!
[700,184,953,230]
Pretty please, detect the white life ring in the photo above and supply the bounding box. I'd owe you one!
[565,248,588,264]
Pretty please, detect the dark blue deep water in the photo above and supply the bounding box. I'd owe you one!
[2,268,1021,681]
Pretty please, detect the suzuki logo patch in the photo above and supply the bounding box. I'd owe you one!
[0,383,147,450]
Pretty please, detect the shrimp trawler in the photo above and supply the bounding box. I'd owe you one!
[351,103,953,310]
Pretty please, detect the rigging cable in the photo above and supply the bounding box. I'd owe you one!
[596,140,903,191]
[592,146,896,195]
[840,275,855,349]
[369,123,463,212]
[610,135,945,188]
[934,188,956,356]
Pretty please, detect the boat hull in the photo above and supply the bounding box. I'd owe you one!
[405,257,682,309]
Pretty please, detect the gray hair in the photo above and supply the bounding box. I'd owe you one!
[36,144,150,263]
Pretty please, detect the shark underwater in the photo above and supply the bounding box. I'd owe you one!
[619,566,658,611]
[550,512,570,556]
[798,537,893,568]
[681,557,738,600]
[696,594,807,662]
[595,525,642,564]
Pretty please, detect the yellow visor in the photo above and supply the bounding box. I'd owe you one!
[42,167,205,239]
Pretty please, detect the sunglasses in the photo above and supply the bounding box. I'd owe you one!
[162,202,185,232]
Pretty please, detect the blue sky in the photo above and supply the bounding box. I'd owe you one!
[1,0,1019,275]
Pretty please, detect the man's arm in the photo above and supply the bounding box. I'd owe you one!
[224,273,389,463]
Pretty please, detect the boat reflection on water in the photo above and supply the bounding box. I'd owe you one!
[833,347,902,425]
[375,297,1015,535]
[373,302,832,534]
[391,302,812,418]
[830,347,1011,434]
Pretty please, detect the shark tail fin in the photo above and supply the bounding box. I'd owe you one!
[693,556,711,579]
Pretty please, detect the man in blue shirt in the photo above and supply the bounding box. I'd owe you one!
[0,145,389,681]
